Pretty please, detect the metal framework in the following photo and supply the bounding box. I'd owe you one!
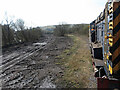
[89,0,120,88]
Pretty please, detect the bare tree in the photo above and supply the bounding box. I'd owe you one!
[2,12,15,45]
[2,13,43,47]
[13,19,25,42]
[16,19,25,30]
[14,19,25,31]
[4,12,15,26]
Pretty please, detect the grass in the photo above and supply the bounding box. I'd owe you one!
[55,34,93,88]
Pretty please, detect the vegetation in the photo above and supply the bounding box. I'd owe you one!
[2,18,43,47]
[1,14,89,48]
[55,35,94,88]
[53,24,89,36]
[68,24,89,35]
[54,24,69,36]
[1,13,94,88]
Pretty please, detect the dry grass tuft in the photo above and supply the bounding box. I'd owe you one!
[56,34,93,88]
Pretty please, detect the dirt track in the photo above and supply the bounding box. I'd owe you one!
[1,34,72,88]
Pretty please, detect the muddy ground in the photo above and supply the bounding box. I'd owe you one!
[1,34,73,89]
[1,34,97,89]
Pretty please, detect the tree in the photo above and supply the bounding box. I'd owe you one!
[13,19,26,42]
[13,19,25,31]
[1,13,43,47]
[54,23,69,36]
[2,12,15,46]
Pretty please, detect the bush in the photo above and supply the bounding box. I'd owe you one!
[2,25,43,47]
[54,24,69,36]
[68,24,89,35]
[54,24,89,36]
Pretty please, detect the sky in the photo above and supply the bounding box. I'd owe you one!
[0,0,107,27]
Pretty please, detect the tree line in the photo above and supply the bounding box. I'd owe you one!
[53,24,89,36]
[1,18,43,47]
[1,14,89,47]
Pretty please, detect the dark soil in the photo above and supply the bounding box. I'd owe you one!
[1,34,73,88]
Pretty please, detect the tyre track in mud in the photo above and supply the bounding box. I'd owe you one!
[1,35,52,73]
[1,35,55,88]
[1,34,72,89]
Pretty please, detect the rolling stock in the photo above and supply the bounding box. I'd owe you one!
[89,0,120,89]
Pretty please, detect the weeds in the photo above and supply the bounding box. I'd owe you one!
[56,34,93,88]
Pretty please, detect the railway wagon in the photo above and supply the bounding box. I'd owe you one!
[89,0,120,89]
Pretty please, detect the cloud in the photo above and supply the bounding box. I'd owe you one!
[0,0,107,26]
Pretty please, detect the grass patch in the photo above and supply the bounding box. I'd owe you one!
[56,34,93,88]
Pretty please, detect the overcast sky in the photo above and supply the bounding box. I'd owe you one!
[0,0,107,27]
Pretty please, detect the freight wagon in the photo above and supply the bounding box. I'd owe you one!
[89,0,120,89]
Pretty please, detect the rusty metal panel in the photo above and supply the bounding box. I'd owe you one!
[97,78,120,89]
